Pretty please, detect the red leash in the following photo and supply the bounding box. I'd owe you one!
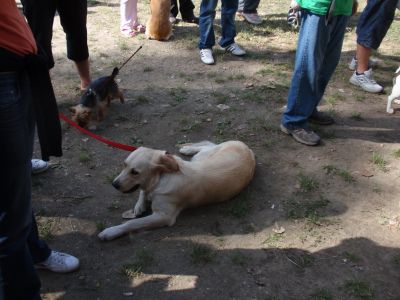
[59,112,136,152]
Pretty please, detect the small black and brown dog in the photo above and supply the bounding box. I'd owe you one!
[70,67,124,128]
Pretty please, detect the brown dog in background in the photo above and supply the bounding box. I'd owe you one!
[98,141,256,241]
[145,0,173,41]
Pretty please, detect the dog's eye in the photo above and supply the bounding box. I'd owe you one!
[130,169,139,175]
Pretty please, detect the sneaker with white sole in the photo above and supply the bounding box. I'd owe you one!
[242,13,263,25]
[349,69,383,93]
[200,48,214,65]
[348,57,378,71]
[222,43,246,56]
[31,159,50,175]
[36,251,80,273]
[280,124,320,146]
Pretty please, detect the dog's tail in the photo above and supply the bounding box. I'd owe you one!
[111,67,119,79]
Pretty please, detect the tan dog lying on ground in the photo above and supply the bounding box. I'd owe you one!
[98,141,256,241]
[145,0,173,41]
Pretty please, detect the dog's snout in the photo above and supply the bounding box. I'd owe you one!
[112,179,120,190]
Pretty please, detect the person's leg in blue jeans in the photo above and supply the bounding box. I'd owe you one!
[199,0,218,50]
[219,0,237,48]
[281,11,348,145]
[0,72,42,300]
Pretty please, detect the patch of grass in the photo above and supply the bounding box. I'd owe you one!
[284,197,329,223]
[118,40,129,51]
[227,74,246,80]
[337,170,355,183]
[297,173,319,192]
[181,120,202,133]
[263,233,284,247]
[240,90,265,103]
[143,66,154,72]
[190,245,216,264]
[350,112,364,121]
[136,95,150,104]
[287,253,314,269]
[121,249,154,279]
[215,119,232,136]
[322,165,355,182]
[96,222,106,232]
[79,149,92,163]
[37,217,54,241]
[215,77,226,84]
[169,88,187,104]
[355,94,365,102]
[107,201,120,211]
[130,136,143,146]
[212,91,230,103]
[371,152,387,171]
[228,191,251,218]
[343,251,362,263]
[230,251,248,266]
[393,149,400,158]
[343,279,374,299]
[310,288,332,300]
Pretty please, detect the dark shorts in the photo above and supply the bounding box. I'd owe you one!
[356,0,398,49]
[21,0,89,69]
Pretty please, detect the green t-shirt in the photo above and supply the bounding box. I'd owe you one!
[297,0,354,16]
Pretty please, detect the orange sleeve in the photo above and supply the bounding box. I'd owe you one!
[0,0,37,56]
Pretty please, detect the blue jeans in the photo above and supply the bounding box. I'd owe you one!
[356,0,397,50]
[0,72,46,300]
[238,0,260,14]
[282,11,349,129]
[198,0,237,49]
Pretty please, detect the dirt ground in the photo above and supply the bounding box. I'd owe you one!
[27,0,400,299]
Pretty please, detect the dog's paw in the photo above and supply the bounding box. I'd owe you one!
[134,204,146,217]
[179,144,196,156]
[98,226,123,241]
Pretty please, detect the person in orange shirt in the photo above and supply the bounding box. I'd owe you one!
[0,1,79,299]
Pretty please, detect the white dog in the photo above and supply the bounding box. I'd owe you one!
[98,141,256,241]
[387,67,400,114]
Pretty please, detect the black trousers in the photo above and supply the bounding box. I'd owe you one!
[171,0,195,19]
[21,0,89,69]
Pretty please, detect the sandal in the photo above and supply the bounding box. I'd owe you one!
[121,29,137,37]
[132,24,146,33]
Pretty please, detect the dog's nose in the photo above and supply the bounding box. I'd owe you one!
[112,180,120,190]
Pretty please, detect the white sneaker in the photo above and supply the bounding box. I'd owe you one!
[349,69,384,93]
[200,48,215,65]
[31,159,50,175]
[36,251,80,273]
[222,43,246,56]
[242,13,263,25]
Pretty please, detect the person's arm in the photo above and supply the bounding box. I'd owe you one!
[352,0,358,16]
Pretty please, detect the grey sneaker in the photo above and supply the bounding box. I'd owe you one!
[308,110,334,125]
[348,57,378,71]
[222,43,246,56]
[280,124,321,146]
[349,69,383,93]
[242,13,263,25]
[31,159,50,175]
[36,251,80,273]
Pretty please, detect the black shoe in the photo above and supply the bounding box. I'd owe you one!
[182,16,199,24]
[308,110,334,125]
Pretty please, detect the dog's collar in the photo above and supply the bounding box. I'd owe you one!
[87,88,97,96]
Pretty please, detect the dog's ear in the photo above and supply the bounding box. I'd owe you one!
[69,106,76,113]
[157,154,179,173]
